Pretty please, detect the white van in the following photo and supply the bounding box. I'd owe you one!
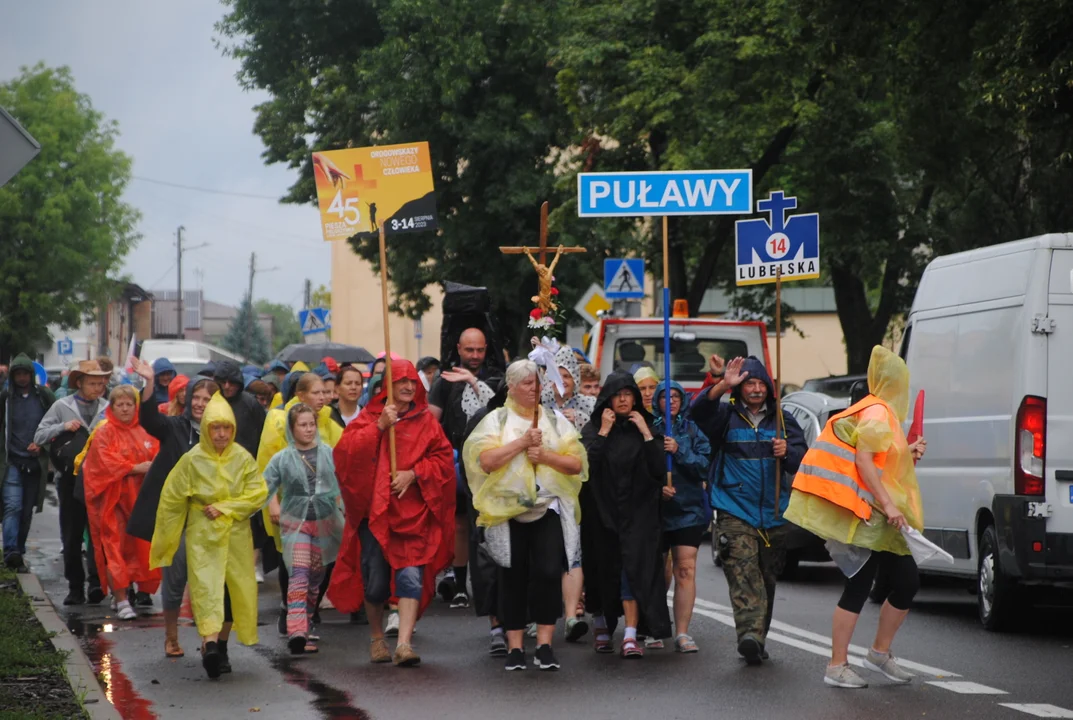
[138,340,247,378]
[903,233,1073,630]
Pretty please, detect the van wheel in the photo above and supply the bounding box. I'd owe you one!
[978,524,1020,631]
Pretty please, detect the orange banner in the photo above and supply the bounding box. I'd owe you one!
[312,142,437,242]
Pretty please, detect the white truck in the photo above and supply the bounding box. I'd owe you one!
[903,233,1073,630]
[585,317,772,395]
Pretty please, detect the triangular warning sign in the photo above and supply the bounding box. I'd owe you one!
[609,261,641,294]
[302,311,324,333]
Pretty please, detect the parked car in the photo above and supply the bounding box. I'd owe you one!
[902,233,1073,630]
[710,389,850,578]
[801,373,867,399]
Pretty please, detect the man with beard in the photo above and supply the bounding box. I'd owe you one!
[691,355,806,666]
[581,371,671,658]
[328,360,455,667]
[428,327,500,608]
[0,354,55,571]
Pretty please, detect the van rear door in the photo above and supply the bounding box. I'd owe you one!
[1046,249,1073,538]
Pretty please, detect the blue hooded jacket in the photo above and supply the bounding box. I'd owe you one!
[151,357,177,405]
[690,356,807,529]
[653,381,712,532]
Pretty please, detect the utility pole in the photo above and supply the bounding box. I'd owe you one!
[176,226,184,339]
[304,278,312,309]
[244,252,280,358]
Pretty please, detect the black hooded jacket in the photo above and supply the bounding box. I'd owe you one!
[127,377,215,541]
[580,371,671,639]
[213,360,266,458]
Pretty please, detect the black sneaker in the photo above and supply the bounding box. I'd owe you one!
[450,592,470,609]
[87,586,106,605]
[437,574,455,604]
[277,607,287,636]
[350,608,369,625]
[4,553,23,570]
[534,644,560,671]
[218,640,232,674]
[738,635,764,666]
[135,591,153,607]
[504,648,526,671]
[202,641,221,679]
[288,636,307,655]
[63,591,85,606]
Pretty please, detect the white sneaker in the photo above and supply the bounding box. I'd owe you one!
[864,650,913,684]
[255,568,265,584]
[824,663,869,689]
[385,611,400,637]
[116,601,137,621]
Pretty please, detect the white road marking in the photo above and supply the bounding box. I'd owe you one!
[683,594,960,678]
[926,681,1007,695]
[1000,705,1073,718]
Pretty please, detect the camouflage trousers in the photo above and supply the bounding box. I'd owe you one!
[715,513,789,646]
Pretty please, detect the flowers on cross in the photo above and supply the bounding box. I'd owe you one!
[528,307,555,331]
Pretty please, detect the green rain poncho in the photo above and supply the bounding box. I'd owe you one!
[785,346,924,555]
[149,393,268,644]
[261,410,345,572]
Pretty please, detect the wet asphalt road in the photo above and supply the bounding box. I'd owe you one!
[22,490,1073,720]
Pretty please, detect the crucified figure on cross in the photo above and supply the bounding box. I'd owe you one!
[499,201,587,315]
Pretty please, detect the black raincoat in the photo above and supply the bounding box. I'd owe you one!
[213,360,266,459]
[128,377,216,541]
[581,372,671,639]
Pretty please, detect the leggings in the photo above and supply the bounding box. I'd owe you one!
[497,512,566,631]
[838,551,919,614]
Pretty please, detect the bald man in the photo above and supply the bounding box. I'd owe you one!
[428,327,502,610]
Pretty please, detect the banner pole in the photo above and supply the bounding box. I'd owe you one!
[774,266,784,517]
[663,216,673,488]
[378,225,397,483]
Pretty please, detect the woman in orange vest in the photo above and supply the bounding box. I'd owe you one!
[785,346,926,690]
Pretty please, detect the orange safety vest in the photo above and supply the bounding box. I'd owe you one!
[792,396,897,522]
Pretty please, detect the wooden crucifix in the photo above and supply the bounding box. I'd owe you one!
[499,201,587,313]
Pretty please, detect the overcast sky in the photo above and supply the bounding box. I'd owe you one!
[1,0,331,311]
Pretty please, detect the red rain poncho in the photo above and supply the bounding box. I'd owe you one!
[82,402,161,596]
[158,375,189,416]
[327,360,455,615]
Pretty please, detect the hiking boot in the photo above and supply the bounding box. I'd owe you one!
[393,643,421,667]
[824,663,869,688]
[504,648,526,671]
[218,640,232,674]
[738,634,764,666]
[864,650,913,684]
[534,644,560,671]
[202,641,221,679]
[488,632,508,656]
[63,590,85,606]
[369,637,391,664]
[565,617,588,643]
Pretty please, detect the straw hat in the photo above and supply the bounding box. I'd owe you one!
[68,360,111,388]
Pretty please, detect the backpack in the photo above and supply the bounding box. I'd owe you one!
[49,427,90,477]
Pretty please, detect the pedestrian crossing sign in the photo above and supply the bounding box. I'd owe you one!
[299,307,331,335]
[604,258,645,299]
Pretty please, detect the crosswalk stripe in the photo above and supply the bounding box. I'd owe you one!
[926,681,1007,695]
[685,594,960,678]
[1000,705,1073,718]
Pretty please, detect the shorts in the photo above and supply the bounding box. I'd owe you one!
[661,524,706,553]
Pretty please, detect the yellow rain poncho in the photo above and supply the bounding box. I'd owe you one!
[149,394,268,644]
[462,398,588,565]
[258,398,343,550]
[785,346,923,555]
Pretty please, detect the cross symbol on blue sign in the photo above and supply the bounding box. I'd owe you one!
[756,191,797,235]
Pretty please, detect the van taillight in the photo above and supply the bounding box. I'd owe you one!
[1015,395,1046,496]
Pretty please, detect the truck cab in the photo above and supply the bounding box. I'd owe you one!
[586,316,772,394]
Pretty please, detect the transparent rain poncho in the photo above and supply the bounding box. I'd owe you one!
[149,394,268,644]
[261,411,345,572]
[785,346,924,555]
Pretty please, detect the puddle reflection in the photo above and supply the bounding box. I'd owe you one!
[67,615,158,720]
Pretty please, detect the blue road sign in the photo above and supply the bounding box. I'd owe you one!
[604,258,646,299]
[299,307,331,335]
[56,336,73,355]
[31,361,47,387]
[578,170,752,218]
[734,191,820,286]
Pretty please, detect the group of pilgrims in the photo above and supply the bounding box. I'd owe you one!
[36,325,928,690]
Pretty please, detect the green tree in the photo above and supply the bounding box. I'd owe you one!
[216,0,580,353]
[222,295,270,364]
[255,299,301,353]
[0,64,140,361]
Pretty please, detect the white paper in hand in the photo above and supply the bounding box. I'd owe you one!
[901,526,954,565]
